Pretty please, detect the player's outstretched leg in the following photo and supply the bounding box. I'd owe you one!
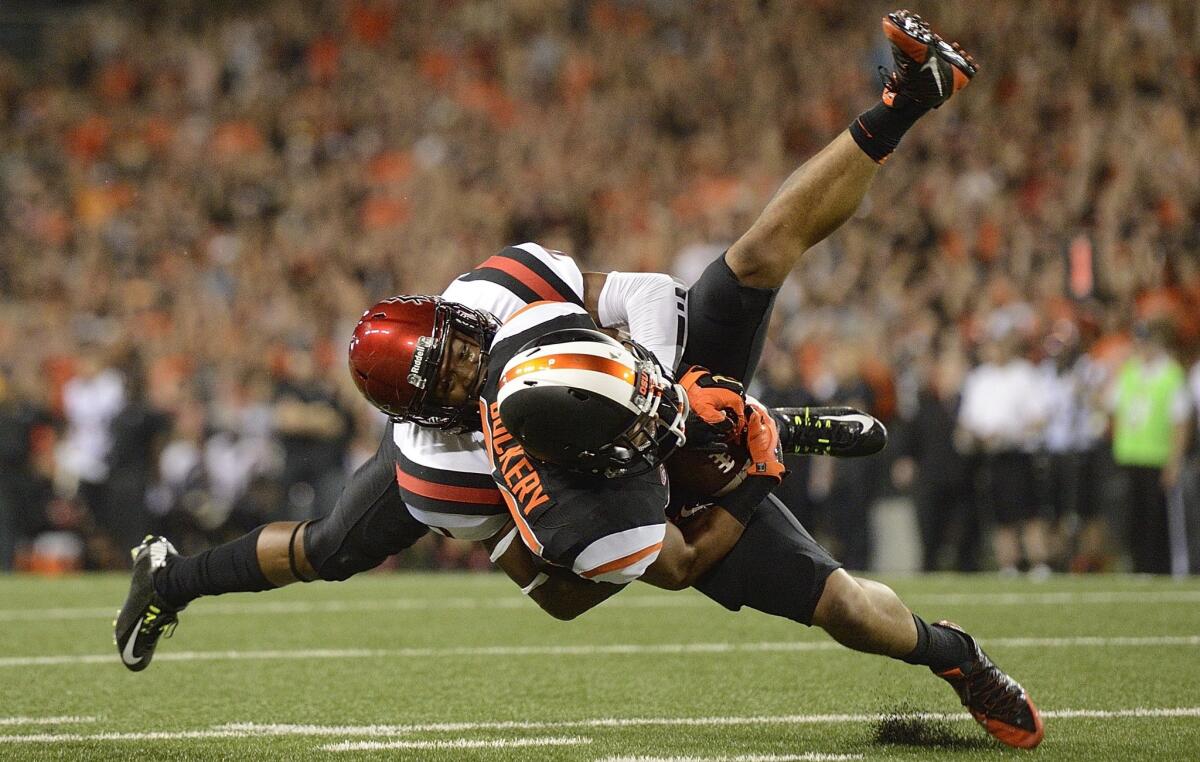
[682,11,977,384]
[772,407,887,458]
[812,570,1043,749]
[723,9,978,291]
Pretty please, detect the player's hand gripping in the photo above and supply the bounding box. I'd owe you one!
[708,403,787,526]
[678,366,747,453]
[744,403,786,483]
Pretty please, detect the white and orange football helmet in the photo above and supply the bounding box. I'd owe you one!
[497,329,688,477]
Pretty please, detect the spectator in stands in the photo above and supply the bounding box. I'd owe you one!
[1110,321,1190,574]
[894,348,981,572]
[958,327,1051,577]
[271,343,354,521]
[820,345,878,571]
[1038,320,1113,572]
[0,368,53,569]
[105,349,172,553]
[58,345,124,534]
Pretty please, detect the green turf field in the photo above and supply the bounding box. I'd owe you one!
[2,572,1199,760]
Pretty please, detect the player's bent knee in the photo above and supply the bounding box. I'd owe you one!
[303,516,386,582]
[812,570,875,634]
[312,553,383,582]
[724,241,794,290]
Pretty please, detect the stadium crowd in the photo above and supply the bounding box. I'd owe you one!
[1,1,1198,576]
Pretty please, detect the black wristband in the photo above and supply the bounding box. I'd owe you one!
[714,476,774,525]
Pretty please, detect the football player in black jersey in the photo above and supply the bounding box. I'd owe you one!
[487,324,1042,751]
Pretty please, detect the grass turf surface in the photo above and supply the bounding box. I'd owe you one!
[2,572,1199,760]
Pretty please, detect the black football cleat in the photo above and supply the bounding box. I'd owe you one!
[771,407,887,458]
[932,621,1045,749]
[114,535,182,672]
[880,10,978,110]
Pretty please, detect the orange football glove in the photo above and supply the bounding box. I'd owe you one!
[710,403,788,526]
[744,404,786,483]
[678,365,747,451]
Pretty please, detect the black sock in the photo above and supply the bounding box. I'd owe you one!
[902,614,975,672]
[848,101,927,164]
[154,526,274,609]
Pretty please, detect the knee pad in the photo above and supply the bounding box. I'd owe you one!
[303,516,381,582]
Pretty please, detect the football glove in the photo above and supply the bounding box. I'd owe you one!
[744,403,787,483]
[712,403,788,525]
[678,366,747,453]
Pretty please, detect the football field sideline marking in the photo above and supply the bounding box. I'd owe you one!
[321,735,591,752]
[0,717,96,726]
[2,707,1198,745]
[596,755,862,762]
[5,589,1200,622]
[5,634,1200,668]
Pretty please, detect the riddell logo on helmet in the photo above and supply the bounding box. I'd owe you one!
[408,336,435,389]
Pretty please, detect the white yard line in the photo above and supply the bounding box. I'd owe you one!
[322,735,591,752]
[217,706,1200,736]
[0,717,96,726]
[0,595,702,622]
[0,730,258,743]
[905,591,1200,606]
[600,757,861,762]
[2,707,1198,745]
[5,634,1199,669]
[5,589,1200,622]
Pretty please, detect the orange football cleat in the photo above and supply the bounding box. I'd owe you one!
[932,621,1044,749]
[880,10,978,109]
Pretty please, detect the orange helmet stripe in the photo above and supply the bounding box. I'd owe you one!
[500,353,634,388]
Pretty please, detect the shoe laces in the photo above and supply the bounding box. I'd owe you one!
[878,66,897,92]
[795,416,857,446]
[962,662,1029,720]
[139,607,179,640]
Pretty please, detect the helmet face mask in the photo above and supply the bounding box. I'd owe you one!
[583,375,688,477]
[497,329,688,478]
[349,296,499,431]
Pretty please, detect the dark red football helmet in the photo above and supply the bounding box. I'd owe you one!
[348,295,499,430]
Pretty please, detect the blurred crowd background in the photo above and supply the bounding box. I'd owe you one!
[1,0,1198,576]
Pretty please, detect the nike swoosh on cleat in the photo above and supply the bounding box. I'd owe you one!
[921,57,944,97]
[822,413,876,433]
[120,629,144,667]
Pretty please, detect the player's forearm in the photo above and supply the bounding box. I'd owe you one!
[528,571,623,621]
[485,522,620,620]
[643,508,744,590]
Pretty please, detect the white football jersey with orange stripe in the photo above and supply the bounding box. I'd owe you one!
[393,243,586,540]
[478,301,668,585]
